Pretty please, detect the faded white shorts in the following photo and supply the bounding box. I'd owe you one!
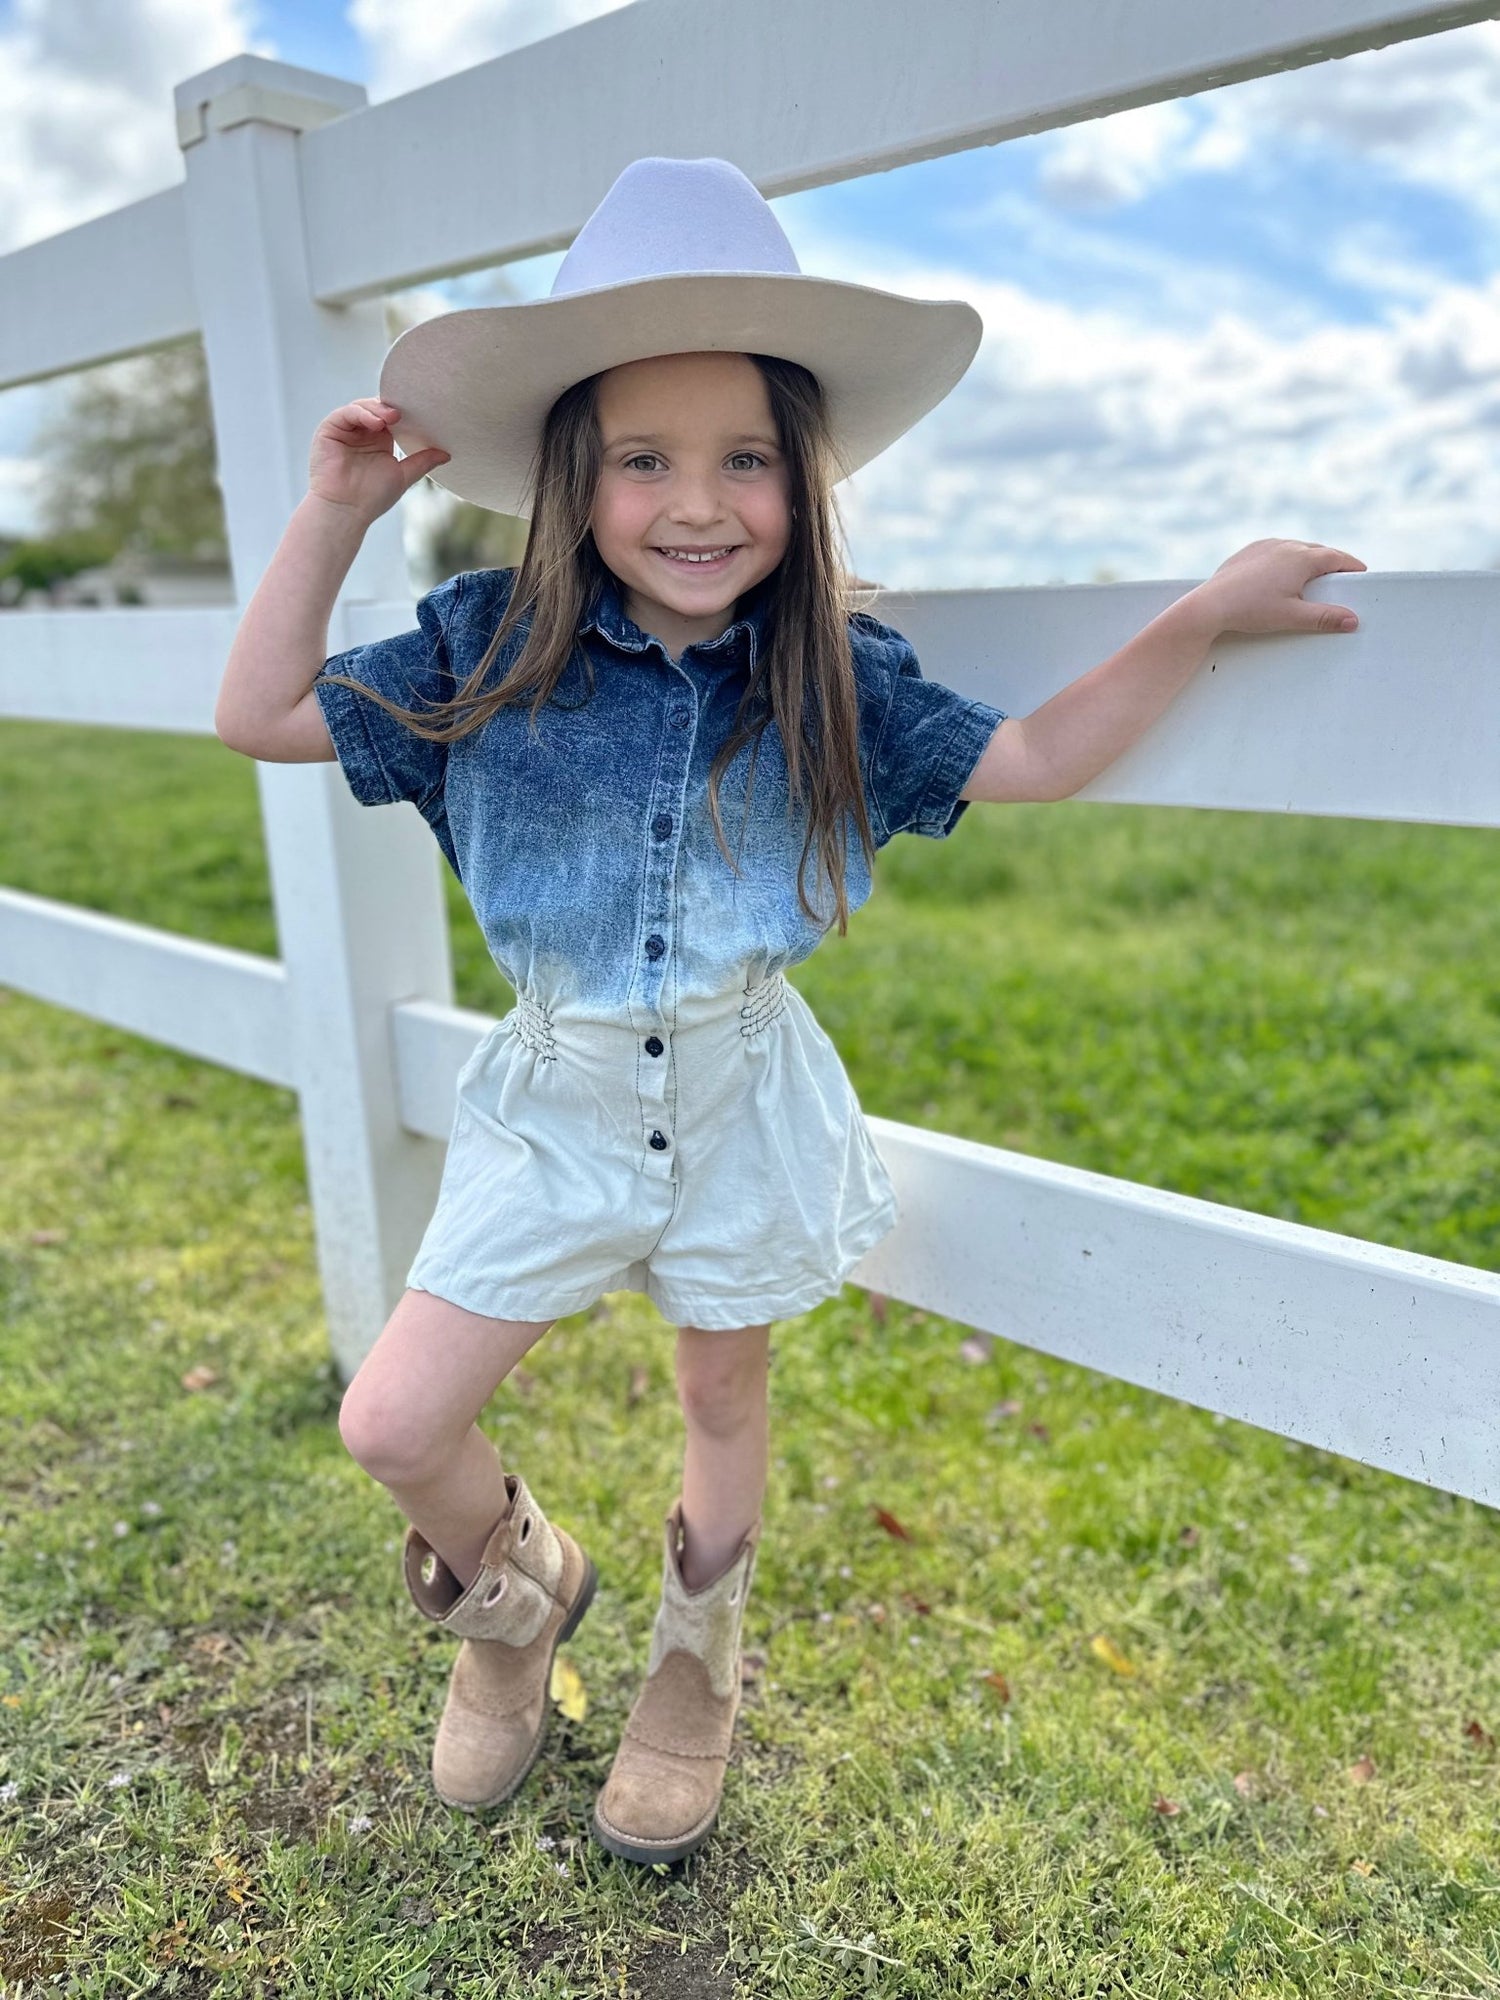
[405,969,900,1331]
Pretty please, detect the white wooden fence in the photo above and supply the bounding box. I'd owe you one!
[2,2,1497,1507]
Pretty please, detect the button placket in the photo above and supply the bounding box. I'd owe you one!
[632,680,696,1171]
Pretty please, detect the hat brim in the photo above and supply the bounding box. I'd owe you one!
[378,272,982,519]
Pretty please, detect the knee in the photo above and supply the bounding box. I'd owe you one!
[337,1378,449,1487]
[676,1335,767,1437]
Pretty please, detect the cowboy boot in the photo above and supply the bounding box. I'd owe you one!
[592,1496,760,1864]
[403,1472,597,1811]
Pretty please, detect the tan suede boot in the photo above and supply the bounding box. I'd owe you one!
[592,1496,760,1864]
[403,1473,597,1812]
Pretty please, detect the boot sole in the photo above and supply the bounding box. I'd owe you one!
[434,1554,599,1814]
[590,1796,718,1867]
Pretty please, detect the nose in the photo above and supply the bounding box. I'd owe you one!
[666,470,729,528]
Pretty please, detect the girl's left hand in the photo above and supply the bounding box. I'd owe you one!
[1190,538,1367,637]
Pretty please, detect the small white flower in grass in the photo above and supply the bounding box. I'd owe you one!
[113,1522,130,1538]
[348,1813,373,1833]
[553,1861,569,1877]
[535,1834,556,1850]
[921,1804,933,1817]
[822,1475,839,1489]
[0,1780,20,1802]
[838,1565,852,1579]
[818,1611,833,1623]
[221,1540,237,1558]
[106,1771,130,1788]
[1287,1552,1311,1575]
[141,1501,162,1518]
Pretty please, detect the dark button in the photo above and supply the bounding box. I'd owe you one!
[645,1035,664,1057]
[649,1129,669,1151]
[644,933,665,960]
[669,709,692,731]
[652,812,673,840]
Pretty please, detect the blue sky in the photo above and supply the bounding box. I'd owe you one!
[0,0,1496,587]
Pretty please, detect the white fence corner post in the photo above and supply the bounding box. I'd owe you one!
[175,53,455,1381]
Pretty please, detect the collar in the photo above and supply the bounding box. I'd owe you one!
[581,564,772,673]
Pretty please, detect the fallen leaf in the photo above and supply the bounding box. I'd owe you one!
[1232,1770,1258,1798]
[900,1591,932,1616]
[870,1506,913,1541]
[180,1365,219,1392]
[867,1603,887,1625]
[1,1694,21,1707]
[981,1671,1010,1702]
[1179,1525,1200,1547]
[1463,1717,1495,1750]
[1346,1754,1377,1784]
[157,1703,173,1725]
[549,1654,587,1723]
[957,1335,991,1366]
[1026,1422,1051,1443]
[1152,1795,1182,1816]
[867,1292,888,1325]
[1350,1858,1376,1877]
[740,1650,766,1684]
[191,1632,232,1659]
[625,1365,649,1408]
[29,1228,67,1247]
[1089,1633,1137,1677]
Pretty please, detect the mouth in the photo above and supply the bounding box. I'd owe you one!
[653,544,740,572]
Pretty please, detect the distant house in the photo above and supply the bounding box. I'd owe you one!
[7,549,235,610]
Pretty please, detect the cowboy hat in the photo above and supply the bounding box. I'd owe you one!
[378,154,983,519]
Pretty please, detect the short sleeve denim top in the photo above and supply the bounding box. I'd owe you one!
[313,565,1006,1016]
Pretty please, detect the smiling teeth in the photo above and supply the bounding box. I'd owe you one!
[660,546,735,562]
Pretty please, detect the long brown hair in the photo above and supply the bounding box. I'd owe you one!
[321,353,881,933]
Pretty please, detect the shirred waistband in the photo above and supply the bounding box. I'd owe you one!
[507,971,790,1058]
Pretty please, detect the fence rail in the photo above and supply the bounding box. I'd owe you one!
[2,3,1495,1502]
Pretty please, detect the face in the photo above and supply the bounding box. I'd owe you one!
[590,351,792,659]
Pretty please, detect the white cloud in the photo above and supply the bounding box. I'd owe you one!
[1030,18,1500,223]
[789,225,1500,586]
[348,0,638,103]
[0,0,270,254]
[1037,99,1196,211]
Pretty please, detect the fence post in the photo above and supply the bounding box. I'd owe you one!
[175,54,455,1380]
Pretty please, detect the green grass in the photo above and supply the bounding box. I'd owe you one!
[2,717,1499,1998]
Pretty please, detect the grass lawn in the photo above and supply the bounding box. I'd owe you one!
[2,716,1499,1998]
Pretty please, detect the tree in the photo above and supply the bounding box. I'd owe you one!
[0,528,117,606]
[31,338,227,563]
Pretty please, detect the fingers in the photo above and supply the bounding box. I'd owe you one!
[1296,540,1367,572]
[399,445,452,488]
[329,399,401,433]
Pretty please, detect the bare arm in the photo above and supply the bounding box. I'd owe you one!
[214,494,368,760]
[961,540,1366,805]
[214,397,450,762]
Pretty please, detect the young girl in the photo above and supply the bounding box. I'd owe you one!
[215,155,1365,1866]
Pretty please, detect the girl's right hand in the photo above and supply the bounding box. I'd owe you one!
[308,399,452,523]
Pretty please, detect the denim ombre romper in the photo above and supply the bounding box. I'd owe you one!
[313,565,1008,1331]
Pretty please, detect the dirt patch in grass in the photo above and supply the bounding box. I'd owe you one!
[517,1926,734,2000]
[0,1887,75,1983]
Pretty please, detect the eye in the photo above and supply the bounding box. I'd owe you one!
[728,452,766,471]
[623,452,662,472]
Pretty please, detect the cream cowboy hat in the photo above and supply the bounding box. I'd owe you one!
[379,154,983,520]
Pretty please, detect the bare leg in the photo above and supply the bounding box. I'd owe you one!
[337,1288,555,1588]
[674,1322,770,1589]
